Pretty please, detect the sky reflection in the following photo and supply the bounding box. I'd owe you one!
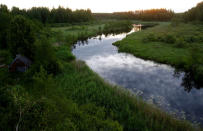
[72,31,203,126]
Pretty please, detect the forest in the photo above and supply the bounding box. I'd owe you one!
[93,9,174,21]
[0,1,203,131]
[0,5,93,24]
[184,1,203,22]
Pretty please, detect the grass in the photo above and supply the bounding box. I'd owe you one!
[50,20,133,46]
[114,22,203,85]
[50,22,106,45]
[0,21,201,130]
[54,59,197,131]
[49,21,201,130]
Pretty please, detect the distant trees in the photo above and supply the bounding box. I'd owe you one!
[94,9,174,21]
[26,7,93,24]
[27,7,50,24]
[11,7,27,16]
[0,4,93,25]
[184,2,203,22]
[134,9,174,21]
[0,4,9,13]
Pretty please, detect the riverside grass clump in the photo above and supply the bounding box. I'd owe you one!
[114,22,203,86]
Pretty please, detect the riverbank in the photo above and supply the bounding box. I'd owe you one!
[114,22,203,86]
[0,21,200,130]
[51,22,199,130]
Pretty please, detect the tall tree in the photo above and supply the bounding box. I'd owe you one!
[9,15,38,59]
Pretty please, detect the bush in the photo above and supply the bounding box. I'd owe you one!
[183,35,203,43]
[175,37,187,48]
[142,33,157,43]
[163,34,176,44]
[9,15,38,59]
[103,21,132,34]
[0,50,12,64]
[55,45,75,61]
[33,37,61,74]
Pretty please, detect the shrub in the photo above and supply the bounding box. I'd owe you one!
[9,15,38,59]
[175,37,187,48]
[103,21,132,34]
[33,37,61,74]
[184,35,203,43]
[163,34,176,44]
[142,33,157,43]
[55,45,75,61]
[0,50,12,64]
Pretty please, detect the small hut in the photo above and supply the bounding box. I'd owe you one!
[9,54,32,72]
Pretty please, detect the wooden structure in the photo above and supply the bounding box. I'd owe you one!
[9,54,32,72]
[133,24,142,31]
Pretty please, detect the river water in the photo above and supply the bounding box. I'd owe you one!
[72,27,203,126]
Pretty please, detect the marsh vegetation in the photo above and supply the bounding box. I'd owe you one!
[0,2,203,131]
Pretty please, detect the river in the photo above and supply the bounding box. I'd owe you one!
[72,27,203,126]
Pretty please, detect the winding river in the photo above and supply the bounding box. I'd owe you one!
[72,27,203,126]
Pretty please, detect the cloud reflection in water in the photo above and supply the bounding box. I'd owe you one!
[72,30,203,125]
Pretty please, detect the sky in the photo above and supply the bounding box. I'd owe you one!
[1,0,203,13]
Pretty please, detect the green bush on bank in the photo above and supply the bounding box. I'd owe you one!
[142,33,176,44]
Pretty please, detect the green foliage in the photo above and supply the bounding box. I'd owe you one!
[50,22,105,45]
[103,21,133,34]
[94,9,174,21]
[184,2,203,22]
[9,15,38,59]
[1,4,93,26]
[26,6,93,24]
[0,6,200,130]
[114,22,203,88]
[0,11,11,49]
[0,4,9,13]
[33,37,61,74]
[164,34,176,44]
[55,45,75,61]
[55,60,195,131]
[27,7,50,24]
[142,33,157,42]
[171,13,184,26]
[143,33,176,44]
[175,37,187,48]
[0,50,12,64]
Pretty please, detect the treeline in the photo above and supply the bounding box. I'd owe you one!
[93,9,174,21]
[0,4,93,24]
[184,1,203,22]
[0,5,65,74]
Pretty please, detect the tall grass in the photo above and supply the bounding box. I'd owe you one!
[114,22,203,88]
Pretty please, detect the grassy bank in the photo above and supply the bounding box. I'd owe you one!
[0,21,200,130]
[50,20,133,46]
[114,22,203,86]
[50,23,105,45]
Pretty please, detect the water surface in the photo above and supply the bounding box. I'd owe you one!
[72,28,203,125]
